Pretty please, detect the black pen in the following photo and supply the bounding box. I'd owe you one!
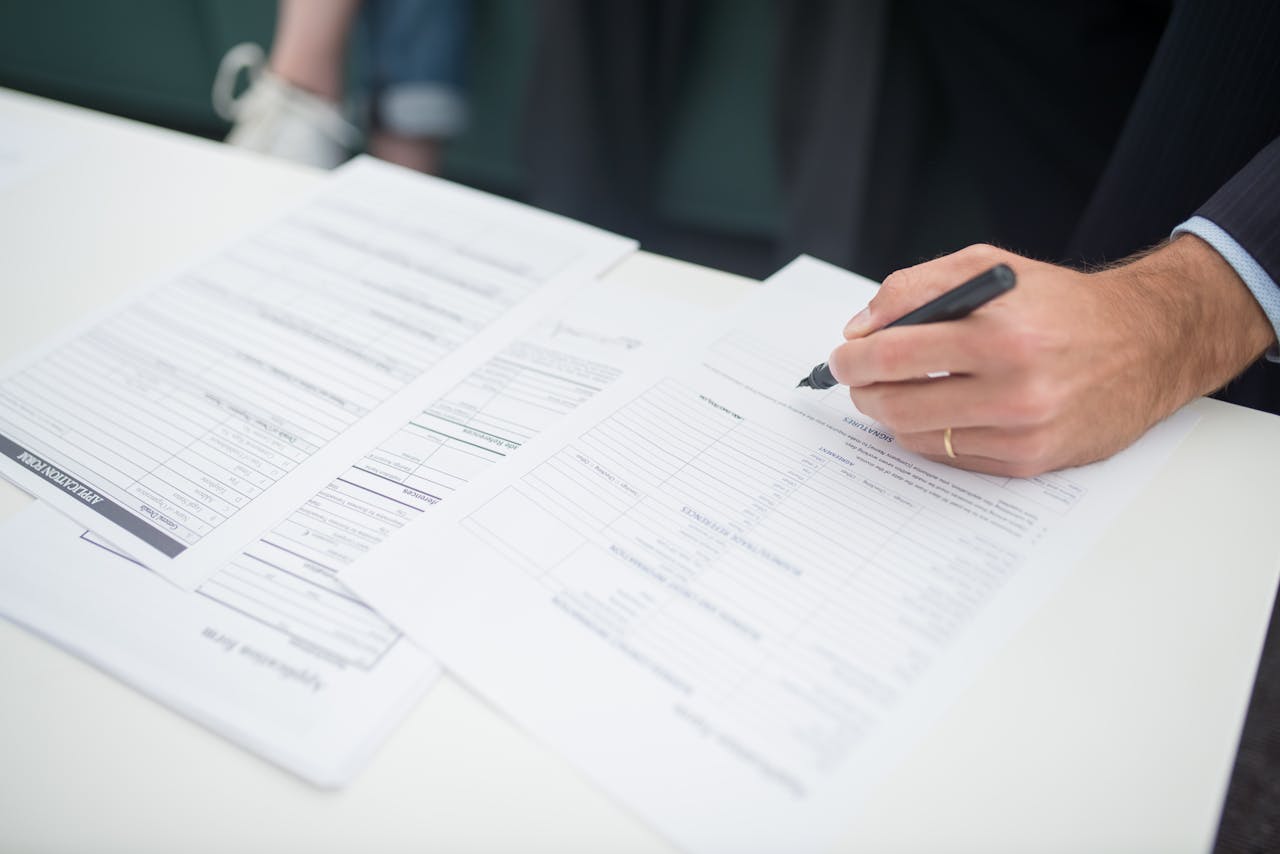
[796,263,1017,389]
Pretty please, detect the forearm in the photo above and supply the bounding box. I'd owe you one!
[1094,233,1274,413]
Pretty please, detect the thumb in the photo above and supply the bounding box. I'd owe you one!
[842,244,1009,339]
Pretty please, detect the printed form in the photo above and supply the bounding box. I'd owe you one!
[0,156,634,587]
[349,256,1198,854]
[0,277,708,786]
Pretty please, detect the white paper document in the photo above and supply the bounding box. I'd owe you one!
[0,502,436,787]
[349,256,1198,853]
[0,277,705,786]
[0,115,73,192]
[0,156,634,587]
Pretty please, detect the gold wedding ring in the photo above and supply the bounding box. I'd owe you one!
[943,427,956,459]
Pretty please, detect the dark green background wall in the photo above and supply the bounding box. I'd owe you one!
[0,0,781,275]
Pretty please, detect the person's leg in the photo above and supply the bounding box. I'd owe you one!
[212,0,363,168]
[269,0,362,102]
[362,0,470,173]
[368,130,442,173]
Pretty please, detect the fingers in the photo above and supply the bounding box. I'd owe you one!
[843,244,1013,339]
[828,322,988,387]
[895,426,1060,477]
[822,243,1172,478]
[849,375,1004,432]
[828,244,1100,478]
[914,451,1034,478]
[851,368,1062,433]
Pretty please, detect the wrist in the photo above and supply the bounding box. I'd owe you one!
[1092,234,1275,411]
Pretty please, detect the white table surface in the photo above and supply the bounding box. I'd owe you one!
[0,87,1277,854]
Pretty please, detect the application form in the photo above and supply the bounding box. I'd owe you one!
[0,278,706,786]
[349,256,1198,853]
[1,502,435,788]
[0,157,634,587]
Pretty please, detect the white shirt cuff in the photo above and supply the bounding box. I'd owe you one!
[1173,215,1280,363]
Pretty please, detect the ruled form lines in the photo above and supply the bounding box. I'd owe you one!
[189,331,628,669]
[0,153,633,575]
[465,375,1032,768]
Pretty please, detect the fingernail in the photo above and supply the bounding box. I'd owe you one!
[843,308,871,338]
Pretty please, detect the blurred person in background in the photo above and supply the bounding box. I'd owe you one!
[522,0,1279,461]
[213,0,469,173]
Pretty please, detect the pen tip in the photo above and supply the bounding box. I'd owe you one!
[796,379,809,389]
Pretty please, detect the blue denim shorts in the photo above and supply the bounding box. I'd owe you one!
[360,0,469,137]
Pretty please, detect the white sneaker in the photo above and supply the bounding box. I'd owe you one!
[212,43,361,169]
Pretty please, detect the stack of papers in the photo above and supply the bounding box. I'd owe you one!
[0,156,653,784]
[0,156,1196,848]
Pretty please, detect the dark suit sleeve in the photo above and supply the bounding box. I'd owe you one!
[1066,0,1280,267]
[1196,136,1280,287]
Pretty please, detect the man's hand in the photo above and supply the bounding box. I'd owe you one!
[827,238,1275,476]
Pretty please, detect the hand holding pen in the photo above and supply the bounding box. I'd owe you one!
[797,263,1016,391]
[797,237,1273,477]
[794,241,1247,477]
